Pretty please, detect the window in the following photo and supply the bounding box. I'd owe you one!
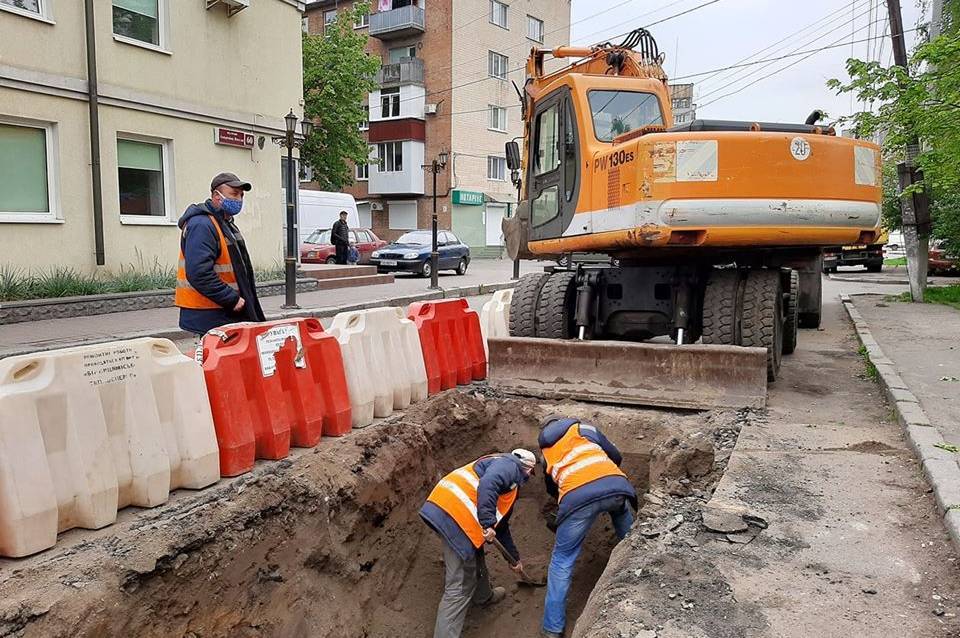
[672,97,691,110]
[299,161,314,183]
[117,138,167,218]
[488,51,509,80]
[527,15,544,43]
[389,45,417,64]
[488,105,507,132]
[354,10,369,29]
[487,156,506,181]
[113,0,162,48]
[0,121,55,221]
[389,203,419,231]
[490,0,507,28]
[323,9,337,33]
[359,105,369,131]
[0,0,45,20]
[302,16,309,33]
[531,185,559,227]
[356,160,369,181]
[380,87,401,118]
[587,90,663,142]
[533,104,560,176]
[377,142,403,172]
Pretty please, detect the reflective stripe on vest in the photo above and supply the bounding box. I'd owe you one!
[426,458,518,549]
[542,422,626,503]
[174,214,239,310]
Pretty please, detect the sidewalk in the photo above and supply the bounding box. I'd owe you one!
[0,258,540,358]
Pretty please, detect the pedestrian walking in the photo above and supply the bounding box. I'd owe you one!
[537,415,637,638]
[331,210,350,265]
[420,449,538,638]
[175,172,265,336]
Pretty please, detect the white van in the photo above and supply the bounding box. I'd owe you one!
[297,190,359,244]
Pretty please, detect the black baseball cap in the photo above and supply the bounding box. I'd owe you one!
[211,172,252,192]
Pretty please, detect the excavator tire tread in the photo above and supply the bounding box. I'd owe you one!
[740,270,783,382]
[783,269,799,355]
[702,269,741,346]
[509,272,550,338]
[536,271,578,339]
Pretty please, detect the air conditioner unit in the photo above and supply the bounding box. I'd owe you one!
[370,202,384,211]
[206,0,249,16]
[425,104,438,115]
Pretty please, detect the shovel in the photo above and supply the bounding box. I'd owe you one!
[489,537,547,587]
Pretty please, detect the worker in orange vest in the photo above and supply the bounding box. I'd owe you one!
[538,415,637,638]
[420,449,538,638]
[175,172,265,335]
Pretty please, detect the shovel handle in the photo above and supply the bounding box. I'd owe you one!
[489,537,519,567]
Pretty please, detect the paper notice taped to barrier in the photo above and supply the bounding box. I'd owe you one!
[256,324,306,377]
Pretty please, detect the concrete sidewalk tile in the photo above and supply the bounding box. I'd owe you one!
[896,400,933,428]
[877,368,910,390]
[921,457,960,512]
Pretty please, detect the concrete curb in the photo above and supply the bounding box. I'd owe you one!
[0,281,518,359]
[840,293,960,551]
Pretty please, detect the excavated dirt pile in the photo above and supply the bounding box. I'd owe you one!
[0,390,733,638]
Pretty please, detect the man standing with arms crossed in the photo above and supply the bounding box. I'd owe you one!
[331,210,350,265]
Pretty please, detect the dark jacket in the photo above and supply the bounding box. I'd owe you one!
[331,219,349,246]
[177,201,266,335]
[420,454,529,562]
[539,418,637,525]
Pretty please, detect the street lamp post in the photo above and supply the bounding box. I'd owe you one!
[422,150,448,290]
[272,109,314,309]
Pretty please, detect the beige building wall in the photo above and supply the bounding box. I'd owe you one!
[0,0,304,274]
[449,0,570,203]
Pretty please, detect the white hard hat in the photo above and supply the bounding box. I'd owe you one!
[512,448,537,469]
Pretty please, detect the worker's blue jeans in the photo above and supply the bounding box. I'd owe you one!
[542,495,634,634]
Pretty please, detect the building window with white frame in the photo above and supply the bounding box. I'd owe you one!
[0,0,46,20]
[355,161,369,181]
[354,10,369,28]
[527,15,543,43]
[380,87,401,118]
[488,105,507,132]
[0,121,55,221]
[488,51,509,80]
[113,0,162,48]
[117,137,167,218]
[490,0,507,28]
[302,16,309,33]
[323,8,337,33]
[487,156,506,181]
[377,141,403,172]
[359,105,370,131]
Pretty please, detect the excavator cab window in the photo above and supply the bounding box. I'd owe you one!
[528,88,580,240]
[587,90,662,142]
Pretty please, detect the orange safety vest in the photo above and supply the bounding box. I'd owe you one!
[542,422,626,503]
[175,214,239,310]
[426,457,519,549]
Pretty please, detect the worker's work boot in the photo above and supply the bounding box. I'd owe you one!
[540,630,563,638]
[479,586,506,607]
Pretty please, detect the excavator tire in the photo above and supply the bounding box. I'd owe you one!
[535,271,578,339]
[702,269,742,346]
[783,269,799,355]
[509,272,550,338]
[740,270,783,382]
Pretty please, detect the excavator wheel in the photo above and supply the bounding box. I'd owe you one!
[509,272,550,338]
[536,271,578,339]
[701,269,743,346]
[782,269,799,355]
[740,270,783,382]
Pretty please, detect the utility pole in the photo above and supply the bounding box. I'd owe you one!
[886,0,931,302]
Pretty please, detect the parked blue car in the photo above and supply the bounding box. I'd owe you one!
[371,230,470,278]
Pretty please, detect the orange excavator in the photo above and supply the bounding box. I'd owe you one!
[488,30,882,410]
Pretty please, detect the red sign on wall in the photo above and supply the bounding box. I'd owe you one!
[215,128,255,149]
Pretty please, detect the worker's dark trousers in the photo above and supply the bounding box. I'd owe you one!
[434,544,494,638]
[335,243,348,265]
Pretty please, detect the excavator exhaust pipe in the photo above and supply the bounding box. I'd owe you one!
[487,337,768,411]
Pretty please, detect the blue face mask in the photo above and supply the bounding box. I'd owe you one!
[219,196,243,216]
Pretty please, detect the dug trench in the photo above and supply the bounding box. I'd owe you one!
[0,390,739,638]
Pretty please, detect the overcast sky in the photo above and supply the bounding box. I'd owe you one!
[569,0,926,125]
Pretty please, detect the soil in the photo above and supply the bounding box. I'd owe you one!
[0,390,734,638]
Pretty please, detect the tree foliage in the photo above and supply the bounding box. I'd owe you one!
[828,16,960,248]
[301,2,380,190]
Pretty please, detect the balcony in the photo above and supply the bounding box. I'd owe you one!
[368,141,425,196]
[369,5,425,40]
[377,58,425,87]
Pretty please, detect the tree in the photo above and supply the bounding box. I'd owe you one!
[301,2,380,191]
[827,18,960,248]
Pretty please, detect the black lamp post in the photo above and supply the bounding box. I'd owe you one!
[273,109,313,309]
[422,150,448,290]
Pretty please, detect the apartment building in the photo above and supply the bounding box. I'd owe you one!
[304,0,570,254]
[669,83,696,125]
[0,0,304,273]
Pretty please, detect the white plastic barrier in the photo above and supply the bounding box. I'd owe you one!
[329,307,429,426]
[479,288,513,356]
[0,338,220,557]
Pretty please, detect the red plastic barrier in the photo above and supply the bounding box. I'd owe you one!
[201,318,351,476]
[408,299,486,394]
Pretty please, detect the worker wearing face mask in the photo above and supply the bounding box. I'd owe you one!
[175,172,266,336]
